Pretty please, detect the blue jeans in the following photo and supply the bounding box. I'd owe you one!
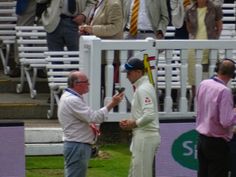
[64,141,92,177]
[47,17,79,51]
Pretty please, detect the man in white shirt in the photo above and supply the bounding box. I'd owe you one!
[58,71,124,177]
[120,58,161,177]
[122,0,169,39]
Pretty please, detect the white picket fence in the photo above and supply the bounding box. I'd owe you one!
[79,36,236,121]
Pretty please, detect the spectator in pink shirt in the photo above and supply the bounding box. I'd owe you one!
[196,58,236,177]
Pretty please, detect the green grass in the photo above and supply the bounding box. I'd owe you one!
[26,144,130,177]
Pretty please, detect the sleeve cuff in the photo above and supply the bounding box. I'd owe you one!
[102,106,109,115]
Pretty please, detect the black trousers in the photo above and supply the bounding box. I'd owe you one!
[230,134,236,177]
[197,134,230,177]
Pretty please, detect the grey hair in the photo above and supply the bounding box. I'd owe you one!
[67,71,80,88]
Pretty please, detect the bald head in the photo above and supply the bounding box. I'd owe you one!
[216,59,236,79]
[68,71,87,88]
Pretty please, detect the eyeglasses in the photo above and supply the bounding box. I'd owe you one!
[75,80,89,84]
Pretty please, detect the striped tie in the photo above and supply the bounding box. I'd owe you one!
[129,0,140,36]
[183,0,191,8]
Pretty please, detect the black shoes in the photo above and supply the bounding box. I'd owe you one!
[8,68,47,78]
[37,69,47,78]
[9,67,20,77]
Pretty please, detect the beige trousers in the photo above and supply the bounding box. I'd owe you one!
[128,131,161,177]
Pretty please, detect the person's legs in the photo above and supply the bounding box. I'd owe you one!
[17,0,36,26]
[230,134,236,177]
[174,22,189,39]
[142,134,161,177]
[128,133,160,177]
[207,138,229,177]
[202,49,209,80]
[197,134,230,177]
[187,49,196,110]
[47,17,79,51]
[10,0,36,77]
[62,19,79,51]
[64,142,91,177]
[197,135,209,177]
[46,20,65,51]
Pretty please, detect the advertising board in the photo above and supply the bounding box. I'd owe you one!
[156,119,198,177]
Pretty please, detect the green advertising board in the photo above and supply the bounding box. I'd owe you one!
[171,129,198,170]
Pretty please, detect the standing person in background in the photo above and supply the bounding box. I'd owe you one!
[79,0,123,39]
[170,0,192,39]
[79,0,123,91]
[196,59,236,177]
[185,0,223,100]
[41,0,95,51]
[9,0,37,77]
[15,0,36,26]
[170,0,223,40]
[122,0,169,40]
[120,58,161,177]
[58,71,124,177]
[230,88,236,177]
[211,0,224,6]
[230,127,236,177]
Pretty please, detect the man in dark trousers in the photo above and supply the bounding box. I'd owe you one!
[196,59,236,177]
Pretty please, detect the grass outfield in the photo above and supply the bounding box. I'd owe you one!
[26,144,130,177]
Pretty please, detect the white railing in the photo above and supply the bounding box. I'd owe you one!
[79,36,236,121]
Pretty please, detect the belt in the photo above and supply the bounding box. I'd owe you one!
[125,28,154,34]
[64,141,92,146]
[138,30,154,33]
[60,14,74,19]
[199,133,227,142]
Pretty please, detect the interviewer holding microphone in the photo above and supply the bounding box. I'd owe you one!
[58,70,124,177]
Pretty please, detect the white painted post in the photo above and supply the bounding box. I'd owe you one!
[104,50,114,109]
[119,51,129,113]
[195,49,203,87]
[86,36,102,110]
[209,49,218,77]
[164,50,173,113]
[179,49,188,113]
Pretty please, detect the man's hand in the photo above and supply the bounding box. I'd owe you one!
[73,14,86,25]
[156,30,164,39]
[79,24,93,35]
[120,119,137,130]
[106,92,124,111]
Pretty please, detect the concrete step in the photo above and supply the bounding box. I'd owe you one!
[25,126,63,156]
[8,118,59,128]
[1,120,128,156]
[0,93,57,119]
[0,68,61,155]
[25,127,62,143]
[0,119,63,155]
[22,120,63,156]
[26,143,63,155]
[0,72,49,93]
